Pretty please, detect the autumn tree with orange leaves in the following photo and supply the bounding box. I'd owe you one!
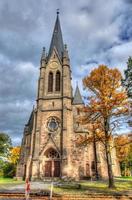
[9,146,21,165]
[78,65,128,188]
[114,135,132,176]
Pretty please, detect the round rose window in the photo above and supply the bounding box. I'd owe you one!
[47,117,59,132]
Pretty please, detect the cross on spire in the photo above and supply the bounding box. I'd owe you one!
[56,8,59,15]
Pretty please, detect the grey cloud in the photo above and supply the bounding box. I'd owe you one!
[125,0,132,4]
[0,60,38,103]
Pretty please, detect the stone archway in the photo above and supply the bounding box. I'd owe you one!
[44,148,60,177]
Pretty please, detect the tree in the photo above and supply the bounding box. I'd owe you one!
[115,134,132,176]
[8,146,21,165]
[127,138,132,176]
[3,162,16,178]
[0,133,12,157]
[122,57,132,98]
[122,57,132,127]
[78,65,128,188]
[76,121,102,180]
[0,133,12,177]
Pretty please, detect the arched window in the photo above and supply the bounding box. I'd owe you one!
[55,71,60,91]
[48,72,53,92]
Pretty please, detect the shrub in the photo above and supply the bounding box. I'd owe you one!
[3,162,16,178]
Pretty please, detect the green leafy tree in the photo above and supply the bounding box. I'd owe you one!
[122,57,132,127]
[122,57,132,98]
[3,162,16,178]
[0,133,12,177]
[0,133,12,157]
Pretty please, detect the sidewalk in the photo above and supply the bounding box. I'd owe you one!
[0,181,50,193]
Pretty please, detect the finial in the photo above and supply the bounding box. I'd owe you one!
[64,44,67,50]
[56,8,59,15]
[41,47,46,60]
[43,47,45,53]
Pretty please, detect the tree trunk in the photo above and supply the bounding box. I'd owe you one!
[124,163,126,177]
[93,131,99,180]
[104,118,115,188]
[105,140,115,188]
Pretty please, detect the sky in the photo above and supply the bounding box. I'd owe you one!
[0,0,132,145]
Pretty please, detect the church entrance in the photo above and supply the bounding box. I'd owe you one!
[44,148,60,177]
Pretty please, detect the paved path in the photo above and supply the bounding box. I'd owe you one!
[0,181,51,193]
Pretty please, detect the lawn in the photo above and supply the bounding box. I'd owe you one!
[0,177,24,190]
[0,177,24,184]
[0,176,131,195]
[115,176,132,180]
[53,177,132,195]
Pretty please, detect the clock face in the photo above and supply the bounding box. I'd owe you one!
[49,61,58,69]
[47,117,59,132]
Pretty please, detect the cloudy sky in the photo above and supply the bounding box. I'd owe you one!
[0,0,132,145]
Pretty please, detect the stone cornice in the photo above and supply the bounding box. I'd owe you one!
[36,96,72,101]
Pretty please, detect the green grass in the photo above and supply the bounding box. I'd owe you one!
[0,176,131,195]
[115,176,132,180]
[53,178,132,195]
[0,177,24,189]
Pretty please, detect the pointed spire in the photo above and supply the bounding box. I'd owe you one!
[73,85,83,105]
[63,44,69,58]
[63,44,70,65]
[47,10,64,61]
[41,47,46,61]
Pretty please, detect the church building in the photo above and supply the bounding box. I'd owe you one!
[17,11,120,180]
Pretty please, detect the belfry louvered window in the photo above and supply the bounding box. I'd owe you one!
[48,72,53,92]
[55,71,60,91]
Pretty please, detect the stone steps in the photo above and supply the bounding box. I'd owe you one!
[0,194,131,200]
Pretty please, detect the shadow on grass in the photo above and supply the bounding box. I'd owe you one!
[53,186,131,200]
[53,179,132,197]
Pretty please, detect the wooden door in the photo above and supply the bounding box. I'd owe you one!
[45,161,52,177]
[23,165,26,180]
[54,161,60,177]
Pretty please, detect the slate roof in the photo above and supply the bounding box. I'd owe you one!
[73,85,83,105]
[25,109,34,134]
[47,13,64,61]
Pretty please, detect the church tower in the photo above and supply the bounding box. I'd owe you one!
[17,11,75,180]
[16,11,121,180]
[31,10,73,179]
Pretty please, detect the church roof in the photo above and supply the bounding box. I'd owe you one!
[25,109,34,134]
[73,85,83,105]
[47,12,64,61]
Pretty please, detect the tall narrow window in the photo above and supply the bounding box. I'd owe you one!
[48,72,53,92]
[55,71,60,91]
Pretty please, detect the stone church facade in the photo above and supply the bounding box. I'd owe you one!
[16,12,120,180]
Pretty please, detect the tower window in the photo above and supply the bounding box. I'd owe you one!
[52,101,54,107]
[48,72,53,92]
[77,108,80,115]
[55,71,61,91]
[91,161,95,171]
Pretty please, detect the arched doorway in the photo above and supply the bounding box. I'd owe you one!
[44,148,60,177]
[23,164,26,180]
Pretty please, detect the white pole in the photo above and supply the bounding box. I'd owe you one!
[50,181,53,200]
